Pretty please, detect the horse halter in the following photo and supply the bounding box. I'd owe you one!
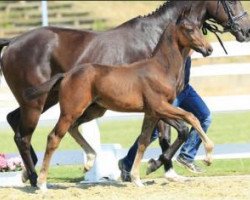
[202,0,248,55]
[219,0,248,33]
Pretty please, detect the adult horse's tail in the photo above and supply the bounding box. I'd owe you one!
[24,73,65,101]
[0,38,10,51]
[0,38,11,75]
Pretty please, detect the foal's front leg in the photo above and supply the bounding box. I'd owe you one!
[155,102,214,165]
[130,114,159,187]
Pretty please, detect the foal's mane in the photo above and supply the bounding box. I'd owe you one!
[150,23,172,57]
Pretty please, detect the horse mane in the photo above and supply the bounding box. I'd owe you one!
[115,1,174,28]
[141,1,173,19]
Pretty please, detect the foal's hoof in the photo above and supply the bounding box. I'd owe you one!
[164,169,189,183]
[38,182,48,192]
[146,159,158,175]
[132,178,145,187]
[83,165,90,173]
[203,158,212,166]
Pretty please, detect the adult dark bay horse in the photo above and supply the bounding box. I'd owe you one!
[24,12,213,189]
[0,1,250,187]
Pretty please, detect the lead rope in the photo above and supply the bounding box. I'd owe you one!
[202,21,228,55]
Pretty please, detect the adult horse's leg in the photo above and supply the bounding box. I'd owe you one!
[147,119,189,174]
[7,108,38,182]
[73,103,107,125]
[156,121,173,171]
[130,114,159,187]
[68,103,107,171]
[8,91,59,186]
[68,125,96,172]
[14,105,44,187]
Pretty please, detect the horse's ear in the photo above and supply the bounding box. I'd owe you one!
[184,6,192,18]
[176,6,192,24]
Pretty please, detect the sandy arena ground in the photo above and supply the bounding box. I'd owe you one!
[0,175,250,200]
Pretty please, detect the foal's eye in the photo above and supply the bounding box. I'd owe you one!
[185,26,194,33]
[185,29,193,34]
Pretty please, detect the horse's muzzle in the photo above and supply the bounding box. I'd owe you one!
[201,46,213,57]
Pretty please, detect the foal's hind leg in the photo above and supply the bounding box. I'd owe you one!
[38,111,87,190]
[130,114,159,187]
[38,83,93,189]
[38,118,71,190]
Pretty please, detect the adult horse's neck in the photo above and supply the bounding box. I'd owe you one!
[114,1,182,56]
[76,1,208,66]
[118,1,206,57]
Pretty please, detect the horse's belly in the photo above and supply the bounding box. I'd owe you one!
[96,94,144,112]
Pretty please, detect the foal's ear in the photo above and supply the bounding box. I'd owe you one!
[176,6,192,24]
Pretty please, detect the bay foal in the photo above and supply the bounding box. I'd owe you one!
[25,12,213,189]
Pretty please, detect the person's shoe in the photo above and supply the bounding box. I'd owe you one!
[164,168,189,182]
[176,156,204,174]
[118,159,131,182]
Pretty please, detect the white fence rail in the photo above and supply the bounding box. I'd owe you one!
[192,41,250,59]
[0,41,250,123]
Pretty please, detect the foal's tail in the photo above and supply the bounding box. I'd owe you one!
[24,73,65,101]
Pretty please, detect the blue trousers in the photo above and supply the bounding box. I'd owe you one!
[122,84,212,171]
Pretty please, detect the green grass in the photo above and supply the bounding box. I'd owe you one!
[145,158,250,178]
[46,159,250,183]
[0,125,80,154]
[0,110,250,153]
[99,111,250,147]
[0,111,250,182]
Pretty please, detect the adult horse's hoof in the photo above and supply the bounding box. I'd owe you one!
[146,159,158,175]
[83,153,96,172]
[83,165,90,173]
[22,169,38,187]
[21,169,29,183]
[29,172,38,187]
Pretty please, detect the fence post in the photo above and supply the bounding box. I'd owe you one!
[78,120,121,183]
[41,0,48,26]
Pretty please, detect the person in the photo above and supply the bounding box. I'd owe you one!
[118,55,212,182]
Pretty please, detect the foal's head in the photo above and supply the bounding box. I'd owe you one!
[176,9,213,57]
